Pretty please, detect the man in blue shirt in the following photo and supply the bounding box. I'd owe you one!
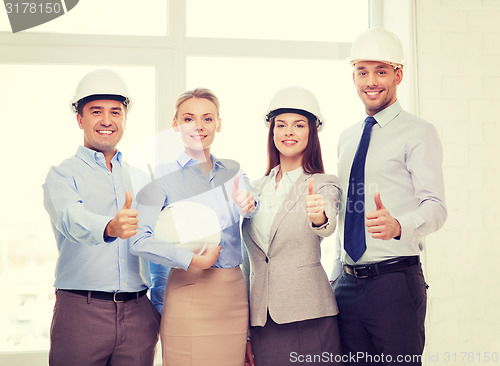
[332,28,447,365]
[43,69,160,366]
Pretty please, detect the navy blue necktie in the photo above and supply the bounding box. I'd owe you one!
[344,116,377,262]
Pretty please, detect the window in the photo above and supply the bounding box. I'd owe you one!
[0,65,155,352]
[0,0,168,35]
[187,0,367,42]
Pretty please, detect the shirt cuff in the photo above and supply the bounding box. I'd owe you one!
[96,215,115,244]
[240,200,259,218]
[171,247,195,271]
[311,220,329,230]
[394,214,416,242]
[308,215,335,238]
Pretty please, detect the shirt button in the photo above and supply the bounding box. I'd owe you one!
[122,282,125,286]
[265,257,269,263]
[121,259,125,263]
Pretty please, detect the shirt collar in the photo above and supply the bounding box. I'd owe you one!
[369,100,402,128]
[269,164,304,183]
[269,165,281,177]
[176,150,226,171]
[76,145,122,169]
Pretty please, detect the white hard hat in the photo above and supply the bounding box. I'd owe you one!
[265,86,324,131]
[154,201,221,253]
[349,27,405,69]
[70,69,132,114]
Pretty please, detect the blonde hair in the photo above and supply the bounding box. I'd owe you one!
[174,88,220,118]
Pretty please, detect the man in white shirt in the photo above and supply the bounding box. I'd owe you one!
[332,28,447,366]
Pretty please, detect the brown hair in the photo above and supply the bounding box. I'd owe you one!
[174,88,220,118]
[265,114,324,176]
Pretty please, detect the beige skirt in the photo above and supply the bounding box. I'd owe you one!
[160,267,248,366]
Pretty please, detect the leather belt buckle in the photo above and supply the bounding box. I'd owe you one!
[353,266,370,279]
[343,256,419,279]
[113,292,124,303]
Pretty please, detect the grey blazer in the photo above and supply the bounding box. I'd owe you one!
[242,172,341,327]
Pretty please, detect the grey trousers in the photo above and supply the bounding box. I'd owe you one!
[49,289,160,366]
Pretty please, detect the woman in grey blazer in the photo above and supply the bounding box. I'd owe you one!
[242,87,343,366]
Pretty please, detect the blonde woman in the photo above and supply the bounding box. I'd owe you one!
[132,88,257,366]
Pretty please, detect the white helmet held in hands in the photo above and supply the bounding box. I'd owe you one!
[70,69,132,114]
[265,86,324,131]
[349,27,405,69]
[154,201,221,254]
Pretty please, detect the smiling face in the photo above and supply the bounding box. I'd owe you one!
[173,97,221,155]
[272,112,310,162]
[353,61,403,116]
[77,99,126,156]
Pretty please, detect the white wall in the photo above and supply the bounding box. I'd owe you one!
[415,0,500,363]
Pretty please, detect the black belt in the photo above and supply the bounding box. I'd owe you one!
[343,256,419,279]
[60,288,148,303]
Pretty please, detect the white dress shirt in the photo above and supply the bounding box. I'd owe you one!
[333,100,447,273]
[251,165,304,253]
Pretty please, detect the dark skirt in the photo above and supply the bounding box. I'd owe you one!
[251,313,343,366]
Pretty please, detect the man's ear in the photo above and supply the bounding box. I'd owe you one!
[395,68,403,86]
[77,114,84,130]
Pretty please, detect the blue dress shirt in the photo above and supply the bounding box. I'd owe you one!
[332,100,447,275]
[132,152,258,269]
[43,146,151,292]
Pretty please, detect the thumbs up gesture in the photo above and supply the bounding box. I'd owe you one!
[105,190,139,239]
[305,178,327,227]
[231,174,256,215]
[365,192,401,240]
